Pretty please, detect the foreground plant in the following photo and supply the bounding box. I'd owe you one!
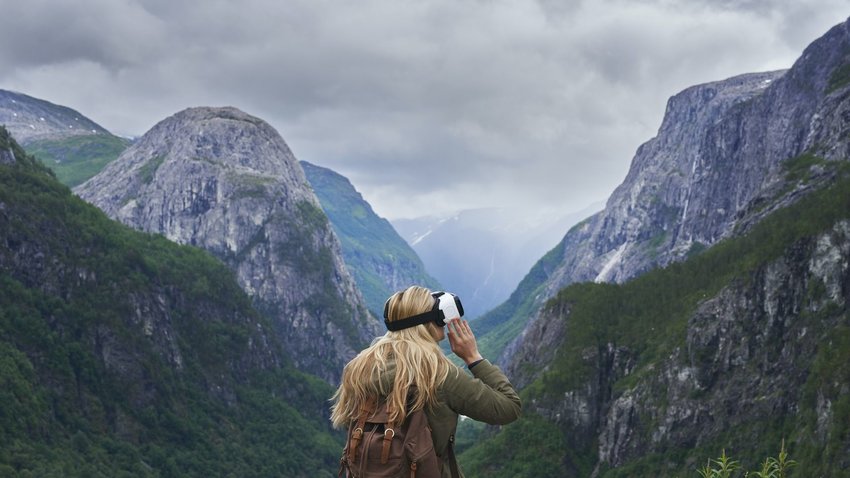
[697,449,740,478]
[696,441,797,478]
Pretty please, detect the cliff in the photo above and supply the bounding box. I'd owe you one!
[480,18,850,365]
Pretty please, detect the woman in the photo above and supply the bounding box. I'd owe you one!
[331,285,521,477]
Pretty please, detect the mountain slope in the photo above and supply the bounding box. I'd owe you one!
[0,126,340,476]
[301,161,440,316]
[0,89,129,186]
[463,164,850,477]
[75,107,380,383]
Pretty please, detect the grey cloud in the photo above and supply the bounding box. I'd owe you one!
[1,0,848,219]
[0,0,165,69]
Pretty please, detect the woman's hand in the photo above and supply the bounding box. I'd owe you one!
[447,319,484,366]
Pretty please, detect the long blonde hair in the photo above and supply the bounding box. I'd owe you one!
[330,286,453,428]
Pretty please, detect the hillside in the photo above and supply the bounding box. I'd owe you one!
[462,160,850,477]
[301,160,440,317]
[0,126,340,476]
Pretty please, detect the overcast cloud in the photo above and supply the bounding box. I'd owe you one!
[2,0,848,219]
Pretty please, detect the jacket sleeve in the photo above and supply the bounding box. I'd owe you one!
[443,359,521,425]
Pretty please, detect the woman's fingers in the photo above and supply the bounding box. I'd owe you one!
[449,319,471,339]
[447,319,483,365]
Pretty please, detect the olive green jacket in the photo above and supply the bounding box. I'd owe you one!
[429,359,521,477]
[376,359,521,477]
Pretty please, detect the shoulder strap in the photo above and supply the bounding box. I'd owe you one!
[348,396,379,464]
[381,399,398,465]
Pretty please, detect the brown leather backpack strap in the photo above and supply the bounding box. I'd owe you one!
[448,434,460,478]
[380,425,395,464]
[380,398,397,464]
[349,397,378,464]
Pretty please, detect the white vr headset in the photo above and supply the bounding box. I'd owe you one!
[383,291,464,331]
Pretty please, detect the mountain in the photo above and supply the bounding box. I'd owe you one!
[75,107,380,383]
[392,204,601,319]
[300,161,441,317]
[0,126,340,476]
[461,16,850,477]
[479,18,850,363]
[0,89,129,187]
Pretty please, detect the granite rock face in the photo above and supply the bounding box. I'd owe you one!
[76,107,381,383]
[519,219,850,474]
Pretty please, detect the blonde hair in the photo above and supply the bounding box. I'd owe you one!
[330,286,453,428]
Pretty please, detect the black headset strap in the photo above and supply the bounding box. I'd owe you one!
[384,309,444,331]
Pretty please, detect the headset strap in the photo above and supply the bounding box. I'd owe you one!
[384,309,444,331]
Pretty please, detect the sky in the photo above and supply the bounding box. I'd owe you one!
[1,0,849,220]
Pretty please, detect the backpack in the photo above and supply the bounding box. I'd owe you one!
[338,394,442,478]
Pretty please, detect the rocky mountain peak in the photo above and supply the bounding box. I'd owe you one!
[76,106,381,383]
[543,18,850,296]
[141,106,307,180]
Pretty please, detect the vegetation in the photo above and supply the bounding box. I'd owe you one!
[827,62,850,94]
[460,415,569,477]
[25,133,130,187]
[139,155,166,184]
[461,164,850,477]
[0,127,342,477]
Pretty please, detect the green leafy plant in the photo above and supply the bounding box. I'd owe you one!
[696,442,797,478]
[747,440,797,478]
[697,449,740,478]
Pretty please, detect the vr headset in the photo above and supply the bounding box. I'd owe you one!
[383,291,464,331]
